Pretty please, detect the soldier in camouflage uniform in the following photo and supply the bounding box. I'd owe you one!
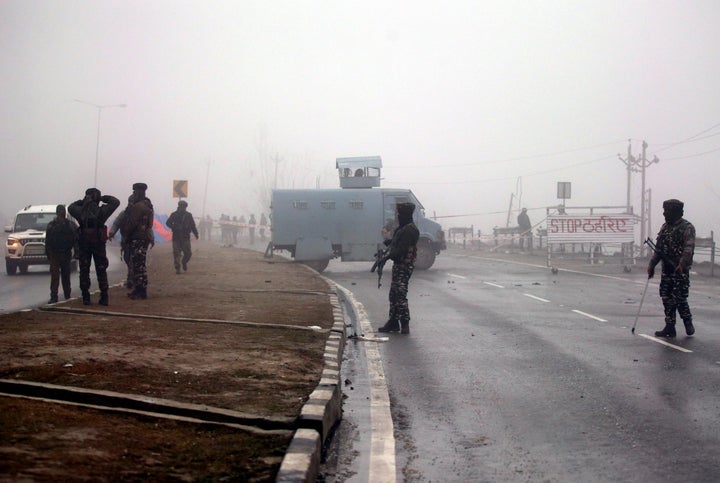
[378,202,420,335]
[647,199,696,337]
[122,183,154,300]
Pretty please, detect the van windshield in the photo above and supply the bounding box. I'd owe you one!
[14,213,55,232]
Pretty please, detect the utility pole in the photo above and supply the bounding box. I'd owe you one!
[617,139,636,214]
[638,141,659,256]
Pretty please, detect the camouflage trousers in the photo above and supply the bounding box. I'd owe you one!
[128,239,150,290]
[78,242,109,293]
[659,272,692,325]
[172,238,193,270]
[120,242,134,288]
[388,261,415,324]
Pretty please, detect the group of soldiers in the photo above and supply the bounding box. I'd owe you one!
[215,213,268,247]
[45,183,196,306]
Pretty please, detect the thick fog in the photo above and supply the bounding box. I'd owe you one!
[2,1,719,240]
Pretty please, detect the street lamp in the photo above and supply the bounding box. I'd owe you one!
[74,99,126,187]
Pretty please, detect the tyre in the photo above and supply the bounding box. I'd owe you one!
[303,259,330,273]
[414,238,436,270]
[18,263,29,274]
[6,260,17,275]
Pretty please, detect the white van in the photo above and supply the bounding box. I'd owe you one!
[4,205,77,275]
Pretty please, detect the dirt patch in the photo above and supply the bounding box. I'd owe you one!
[0,242,335,480]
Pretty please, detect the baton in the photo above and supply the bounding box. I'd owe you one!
[631,276,651,334]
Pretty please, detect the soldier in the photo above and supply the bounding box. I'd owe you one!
[122,182,154,300]
[248,214,256,245]
[45,204,78,303]
[648,199,696,337]
[259,213,268,241]
[68,188,120,305]
[108,195,135,291]
[517,207,532,251]
[378,202,420,334]
[166,200,199,273]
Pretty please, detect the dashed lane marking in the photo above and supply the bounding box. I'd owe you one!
[447,273,467,279]
[638,334,693,353]
[483,281,505,288]
[523,293,550,303]
[571,309,608,322]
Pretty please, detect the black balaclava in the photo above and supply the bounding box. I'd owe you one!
[178,200,188,212]
[663,199,684,224]
[56,204,66,218]
[397,202,415,227]
[85,188,101,203]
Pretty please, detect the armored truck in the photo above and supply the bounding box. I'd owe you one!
[267,156,446,272]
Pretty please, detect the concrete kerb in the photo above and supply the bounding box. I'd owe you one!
[276,283,347,482]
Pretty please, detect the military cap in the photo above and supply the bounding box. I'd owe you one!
[132,182,148,191]
[663,199,684,210]
[178,200,188,207]
[397,202,416,216]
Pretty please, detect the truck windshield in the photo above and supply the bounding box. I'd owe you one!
[14,213,55,232]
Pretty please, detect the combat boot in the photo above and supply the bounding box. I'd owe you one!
[128,287,147,300]
[400,320,410,335]
[82,291,91,305]
[378,320,400,333]
[99,291,109,306]
[683,319,695,336]
[48,294,58,304]
[654,323,676,338]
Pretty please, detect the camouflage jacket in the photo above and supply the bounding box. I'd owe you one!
[650,218,695,273]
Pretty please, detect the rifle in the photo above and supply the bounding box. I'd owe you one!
[371,246,389,288]
[644,237,675,272]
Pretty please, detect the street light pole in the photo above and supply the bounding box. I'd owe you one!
[74,99,126,186]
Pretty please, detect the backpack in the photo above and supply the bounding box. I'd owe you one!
[79,201,107,243]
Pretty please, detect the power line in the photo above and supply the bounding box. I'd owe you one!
[385,139,626,169]
[662,145,720,161]
[652,121,720,153]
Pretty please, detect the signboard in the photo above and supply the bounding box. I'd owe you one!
[173,180,188,198]
[557,181,571,200]
[547,215,635,243]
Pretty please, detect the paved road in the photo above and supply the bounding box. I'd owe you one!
[324,251,720,482]
[1,242,127,314]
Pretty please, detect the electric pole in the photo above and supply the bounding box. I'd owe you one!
[617,139,636,214]
[638,140,660,256]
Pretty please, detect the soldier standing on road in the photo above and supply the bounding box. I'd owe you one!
[68,188,120,305]
[166,200,199,274]
[248,214,256,245]
[648,199,696,338]
[108,195,136,292]
[259,213,268,241]
[123,183,154,300]
[45,204,78,303]
[517,207,532,252]
[378,202,420,335]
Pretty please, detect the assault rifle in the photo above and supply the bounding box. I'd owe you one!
[644,237,675,272]
[371,246,389,288]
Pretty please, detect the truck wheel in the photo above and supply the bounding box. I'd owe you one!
[303,259,330,273]
[6,260,17,275]
[414,239,436,270]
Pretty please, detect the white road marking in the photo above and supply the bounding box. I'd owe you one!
[523,293,550,303]
[638,334,693,353]
[335,284,397,482]
[483,281,504,288]
[447,273,467,279]
[571,309,607,322]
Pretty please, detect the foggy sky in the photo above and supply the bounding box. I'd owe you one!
[2,0,719,239]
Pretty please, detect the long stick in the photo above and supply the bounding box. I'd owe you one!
[631,276,652,334]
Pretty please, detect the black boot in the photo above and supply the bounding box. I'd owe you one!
[400,320,410,335]
[128,287,147,300]
[48,294,58,304]
[378,320,400,333]
[683,319,695,336]
[655,324,676,338]
[99,291,109,306]
[82,291,91,305]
